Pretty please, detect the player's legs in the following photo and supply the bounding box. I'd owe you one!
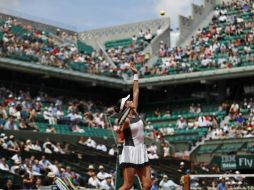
[136,165,152,190]
[119,167,136,190]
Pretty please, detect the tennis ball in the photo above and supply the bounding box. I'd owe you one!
[160,11,166,16]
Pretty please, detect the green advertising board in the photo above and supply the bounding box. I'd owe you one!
[213,155,254,170]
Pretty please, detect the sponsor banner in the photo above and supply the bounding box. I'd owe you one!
[217,155,254,170]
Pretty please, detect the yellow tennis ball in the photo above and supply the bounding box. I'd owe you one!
[160,11,166,16]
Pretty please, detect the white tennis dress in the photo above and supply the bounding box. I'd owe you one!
[119,113,149,168]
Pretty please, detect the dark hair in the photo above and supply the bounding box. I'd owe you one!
[6,178,12,183]
[114,99,122,113]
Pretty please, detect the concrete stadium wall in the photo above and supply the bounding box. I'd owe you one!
[0,129,158,152]
[177,0,216,46]
[79,17,170,47]
[216,0,231,5]
[150,26,171,57]
[1,129,115,147]
[191,137,254,164]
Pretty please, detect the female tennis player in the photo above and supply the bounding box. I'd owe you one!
[115,61,152,190]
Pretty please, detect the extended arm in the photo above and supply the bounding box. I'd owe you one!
[130,62,139,111]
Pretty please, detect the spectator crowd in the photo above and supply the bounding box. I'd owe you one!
[141,0,254,77]
[1,0,254,80]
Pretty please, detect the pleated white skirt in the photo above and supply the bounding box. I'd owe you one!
[119,144,149,168]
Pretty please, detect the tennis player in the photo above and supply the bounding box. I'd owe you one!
[115,61,152,190]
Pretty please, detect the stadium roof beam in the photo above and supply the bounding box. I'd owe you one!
[135,66,254,87]
[1,58,254,89]
[0,58,127,89]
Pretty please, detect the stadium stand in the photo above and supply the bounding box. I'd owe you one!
[145,0,254,78]
[0,81,193,188]
[1,0,254,189]
[0,130,189,188]
[0,84,113,137]
[0,16,119,79]
[0,0,253,82]
[105,29,155,75]
[0,14,173,80]
[2,78,253,159]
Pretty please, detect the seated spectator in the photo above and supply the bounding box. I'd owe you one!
[11,152,22,163]
[78,136,86,145]
[222,123,229,134]
[55,107,64,120]
[85,137,96,148]
[32,178,43,189]
[63,142,71,154]
[177,117,187,129]
[165,126,175,135]
[163,144,170,158]
[8,102,16,117]
[154,108,161,117]
[96,143,107,152]
[87,165,96,177]
[145,121,154,130]
[97,165,109,181]
[28,108,37,122]
[44,172,56,186]
[230,102,239,116]
[84,112,96,127]
[0,104,8,127]
[39,156,51,168]
[212,115,219,129]
[43,108,56,125]
[3,179,14,190]
[32,160,43,175]
[46,125,57,133]
[189,104,196,113]
[147,143,157,154]
[151,176,159,190]
[143,66,151,76]
[198,115,208,128]
[71,122,85,133]
[63,166,72,178]
[19,119,38,131]
[54,142,65,154]
[22,172,34,189]
[0,158,10,171]
[43,139,56,154]
[163,110,171,117]
[196,104,202,113]
[148,151,159,160]
[26,163,41,178]
[108,146,116,156]
[100,174,114,190]
[31,140,42,152]
[24,139,34,151]
[178,162,185,173]
[88,166,101,188]
[10,159,21,174]
[4,115,18,130]
[67,110,83,124]
[48,161,60,176]
[236,113,245,126]
[217,177,228,190]
[159,175,179,190]
[94,113,105,128]
[144,29,153,43]
[6,135,20,152]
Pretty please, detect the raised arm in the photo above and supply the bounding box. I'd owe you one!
[130,62,139,111]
